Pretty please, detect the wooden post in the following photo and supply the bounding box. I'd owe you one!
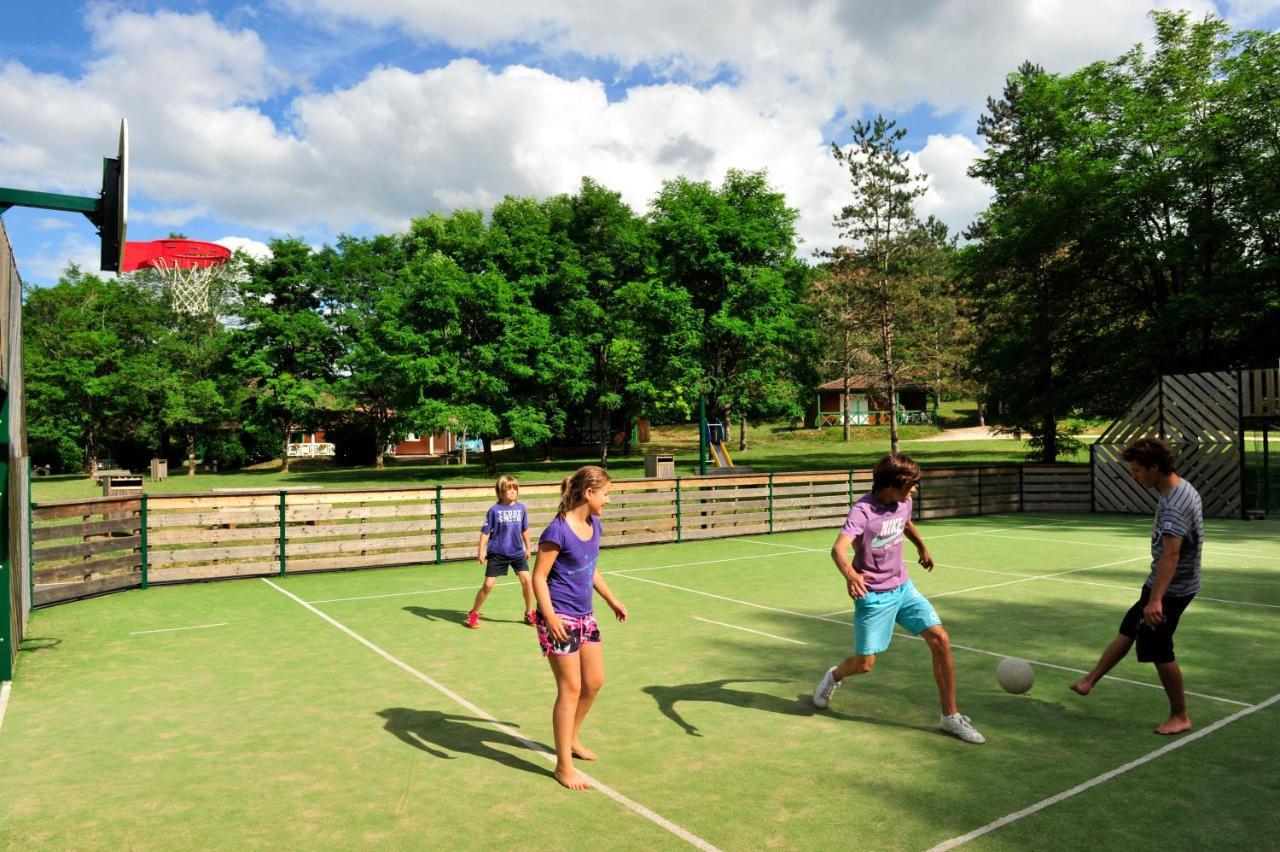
[434,485,443,564]
[278,491,287,576]
[139,494,149,589]
[675,477,682,543]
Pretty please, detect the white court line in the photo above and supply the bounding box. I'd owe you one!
[928,691,1280,851]
[927,557,1147,600]
[940,562,1280,610]
[310,581,516,605]
[606,552,805,576]
[0,681,10,734]
[925,519,1080,540]
[736,538,821,551]
[261,579,719,851]
[975,532,1268,560]
[819,556,1146,617]
[691,616,807,645]
[610,574,1251,707]
[128,622,229,636]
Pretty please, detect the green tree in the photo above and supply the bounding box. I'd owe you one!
[649,170,811,450]
[231,237,340,473]
[830,116,928,453]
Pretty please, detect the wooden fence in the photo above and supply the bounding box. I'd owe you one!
[31,465,1091,607]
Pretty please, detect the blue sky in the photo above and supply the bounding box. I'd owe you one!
[2,0,1276,284]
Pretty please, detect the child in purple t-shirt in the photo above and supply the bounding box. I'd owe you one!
[811,453,986,745]
[532,465,628,791]
[466,475,533,629]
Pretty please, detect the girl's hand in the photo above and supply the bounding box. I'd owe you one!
[609,600,628,622]
[546,613,569,643]
[477,554,486,565]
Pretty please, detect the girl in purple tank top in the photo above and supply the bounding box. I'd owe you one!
[531,465,628,790]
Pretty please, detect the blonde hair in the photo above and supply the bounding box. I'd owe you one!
[558,465,611,518]
[495,474,520,499]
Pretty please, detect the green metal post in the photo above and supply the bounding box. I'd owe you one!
[434,485,443,564]
[847,469,854,506]
[768,472,774,534]
[675,477,683,543]
[977,468,984,515]
[139,494,149,589]
[698,396,708,475]
[27,459,34,611]
[278,490,287,576]
[1018,465,1026,513]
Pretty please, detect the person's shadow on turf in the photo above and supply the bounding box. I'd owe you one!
[377,708,553,778]
[643,678,933,736]
[402,606,521,626]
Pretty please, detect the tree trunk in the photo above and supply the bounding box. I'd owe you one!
[281,427,291,473]
[597,404,610,468]
[738,413,747,453]
[187,433,197,476]
[842,326,852,442]
[459,429,468,465]
[482,435,496,476]
[882,307,899,454]
[541,441,552,462]
[374,419,386,469]
[622,415,633,457]
[978,401,986,428]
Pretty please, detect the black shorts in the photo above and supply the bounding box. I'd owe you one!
[1118,586,1194,663]
[485,553,530,578]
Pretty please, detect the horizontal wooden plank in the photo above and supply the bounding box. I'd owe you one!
[148,508,281,528]
[681,523,772,540]
[149,495,281,511]
[286,504,435,522]
[33,499,141,521]
[772,506,847,523]
[150,562,280,582]
[32,516,140,542]
[286,535,437,558]
[36,553,141,582]
[35,534,141,562]
[149,543,278,565]
[35,572,140,606]
[149,525,282,546]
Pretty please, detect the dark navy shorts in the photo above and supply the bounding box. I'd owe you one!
[485,553,529,578]
[1119,586,1194,663]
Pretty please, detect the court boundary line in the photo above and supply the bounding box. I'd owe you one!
[927,691,1280,851]
[975,531,1269,560]
[608,573,1251,707]
[261,579,720,851]
[128,622,229,636]
[691,616,806,645]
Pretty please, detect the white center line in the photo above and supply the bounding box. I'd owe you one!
[928,692,1280,850]
[928,557,1147,599]
[128,622,229,636]
[261,579,719,852]
[691,616,807,645]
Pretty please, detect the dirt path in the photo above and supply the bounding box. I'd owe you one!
[913,426,1101,442]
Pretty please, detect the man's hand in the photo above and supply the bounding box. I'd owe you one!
[917,549,935,571]
[1142,597,1165,628]
[845,572,868,600]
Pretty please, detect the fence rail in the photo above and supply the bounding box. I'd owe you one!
[31,464,1091,607]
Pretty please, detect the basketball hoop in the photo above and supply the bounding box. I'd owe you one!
[122,239,232,314]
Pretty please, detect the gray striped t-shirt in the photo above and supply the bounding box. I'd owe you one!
[1147,479,1203,597]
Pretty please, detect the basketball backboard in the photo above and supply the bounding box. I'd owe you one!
[97,119,128,273]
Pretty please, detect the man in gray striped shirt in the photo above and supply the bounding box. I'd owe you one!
[1071,437,1202,735]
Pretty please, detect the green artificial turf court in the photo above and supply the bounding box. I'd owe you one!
[3,513,1277,850]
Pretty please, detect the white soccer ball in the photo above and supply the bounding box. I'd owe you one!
[996,657,1035,694]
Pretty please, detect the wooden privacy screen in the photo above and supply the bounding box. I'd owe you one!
[31,465,1091,606]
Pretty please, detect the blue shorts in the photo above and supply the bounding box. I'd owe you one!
[853,581,941,656]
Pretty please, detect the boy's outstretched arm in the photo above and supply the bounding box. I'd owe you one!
[832,533,868,599]
[905,520,934,570]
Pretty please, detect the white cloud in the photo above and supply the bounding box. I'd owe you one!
[24,232,105,281]
[216,236,273,260]
[1221,0,1280,24]
[914,134,993,238]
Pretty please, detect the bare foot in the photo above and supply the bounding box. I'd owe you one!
[1155,715,1192,735]
[1070,679,1094,696]
[554,767,590,790]
[571,742,598,761]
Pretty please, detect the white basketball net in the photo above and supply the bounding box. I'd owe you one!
[155,257,223,315]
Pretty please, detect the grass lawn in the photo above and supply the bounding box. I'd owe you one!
[31,422,1089,504]
[5,513,1275,850]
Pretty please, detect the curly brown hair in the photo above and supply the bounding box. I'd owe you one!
[872,453,922,491]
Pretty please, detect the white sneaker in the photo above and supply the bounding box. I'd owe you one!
[812,666,841,708]
[940,713,986,744]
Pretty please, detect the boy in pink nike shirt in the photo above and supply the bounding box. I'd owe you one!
[811,453,985,744]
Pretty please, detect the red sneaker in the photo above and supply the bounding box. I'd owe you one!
[524,610,537,626]
[465,611,480,629]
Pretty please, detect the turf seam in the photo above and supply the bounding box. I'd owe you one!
[926,691,1280,851]
[261,578,721,851]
